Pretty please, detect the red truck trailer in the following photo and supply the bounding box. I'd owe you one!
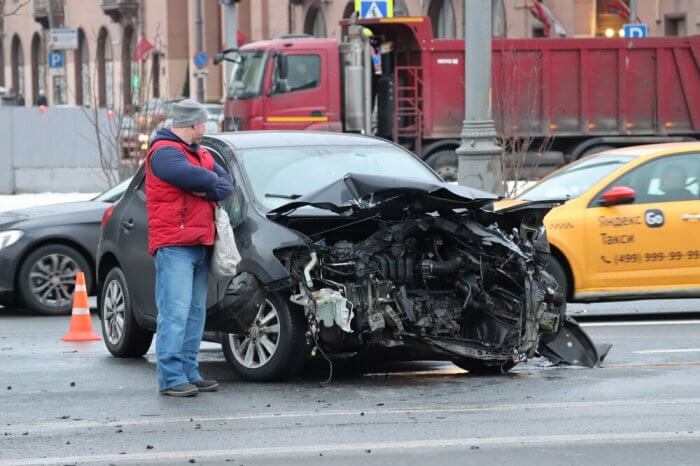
[217,16,700,180]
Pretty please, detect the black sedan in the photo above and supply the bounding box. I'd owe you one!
[0,179,130,314]
[97,132,607,381]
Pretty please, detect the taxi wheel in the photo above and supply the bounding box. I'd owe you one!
[544,254,569,299]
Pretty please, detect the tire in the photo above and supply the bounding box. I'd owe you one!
[17,244,93,315]
[222,291,307,382]
[543,254,568,299]
[425,150,458,182]
[454,358,517,374]
[580,144,615,158]
[100,267,153,357]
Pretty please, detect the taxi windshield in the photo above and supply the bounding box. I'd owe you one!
[226,50,267,99]
[520,155,635,201]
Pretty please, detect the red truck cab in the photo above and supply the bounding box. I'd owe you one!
[224,37,342,133]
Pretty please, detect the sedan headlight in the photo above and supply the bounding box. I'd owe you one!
[0,230,24,250]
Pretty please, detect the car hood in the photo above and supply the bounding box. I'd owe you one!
[267,173,499,219]
[0,201,110,228]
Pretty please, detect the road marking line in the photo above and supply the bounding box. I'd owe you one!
[6,398,700,434]
[2,430,698,465]
[633,348,700,354]
[580,319,700,327]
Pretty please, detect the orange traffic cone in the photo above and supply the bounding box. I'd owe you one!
[61,272,101,342]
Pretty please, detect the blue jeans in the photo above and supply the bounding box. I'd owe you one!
[154,245,210,391]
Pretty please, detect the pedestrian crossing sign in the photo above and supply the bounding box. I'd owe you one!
[355,0,393,18]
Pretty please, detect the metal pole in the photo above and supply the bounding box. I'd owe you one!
[195,0,204,102]
[456,0,502,194]
[223,0,238,94]
[630,0,637,23]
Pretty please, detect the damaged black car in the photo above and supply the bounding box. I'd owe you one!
[97,132,609,381]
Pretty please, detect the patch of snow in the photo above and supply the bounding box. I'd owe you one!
[0,193,98,213]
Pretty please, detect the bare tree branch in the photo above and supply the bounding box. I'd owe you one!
[1,0,30,17]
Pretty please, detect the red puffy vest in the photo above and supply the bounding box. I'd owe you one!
[145,139,216,255]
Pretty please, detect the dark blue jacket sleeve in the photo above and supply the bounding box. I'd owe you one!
[204,162,235,202]
[150,147,219,193]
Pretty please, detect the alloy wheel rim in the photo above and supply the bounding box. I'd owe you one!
[29,254,79,308]
[229,299,280,369]
[103,280,126,345]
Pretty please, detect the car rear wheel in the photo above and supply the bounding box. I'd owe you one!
[100,267,153,357]
[222,292,307,382]
[17,244,92,315]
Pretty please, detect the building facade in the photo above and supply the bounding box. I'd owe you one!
[2,0,698,108]
[1,0,223,108]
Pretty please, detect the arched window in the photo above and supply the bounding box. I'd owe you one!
[11,34,25,102]
[0,38,5,87]
[304,5,327,38]
[151,52,160,98]
[492,0,506,37]
[74,29,90,106]
[394,0,409,16]
[97,27,114,108]
[428,0,456,39]
[122,24,135,109]
[31,33,46,104]
[342,1,354,19]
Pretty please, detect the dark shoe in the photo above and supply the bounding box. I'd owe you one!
[161,383,199,397]
[192,379,219,392]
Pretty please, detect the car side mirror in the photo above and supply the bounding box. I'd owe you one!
[276,52,288,80]
[599,186,636,206]
[227,189,246,228]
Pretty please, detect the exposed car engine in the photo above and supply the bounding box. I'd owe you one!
[286,213,565,368]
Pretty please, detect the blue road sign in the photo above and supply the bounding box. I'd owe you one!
[48,50,64,68]
[623,23,649,38]
[193,51,209,69]
[358,0,392,18]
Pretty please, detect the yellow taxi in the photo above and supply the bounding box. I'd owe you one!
[505,142,700,302]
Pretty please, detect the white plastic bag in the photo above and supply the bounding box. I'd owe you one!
[211,205,241,278]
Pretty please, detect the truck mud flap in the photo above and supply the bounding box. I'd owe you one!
[538,317,612,368]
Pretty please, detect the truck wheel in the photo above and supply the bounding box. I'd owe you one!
[580,144,614,158]
[100,267,153,357]
[222,292,307,382]
[17,244,92,315]
[425,150,458,182]
[454,358,516,374]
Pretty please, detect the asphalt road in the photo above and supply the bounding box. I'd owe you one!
[1,305,700,465]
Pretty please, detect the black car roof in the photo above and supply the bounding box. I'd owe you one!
[208,131,395,150]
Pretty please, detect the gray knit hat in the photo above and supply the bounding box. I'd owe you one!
[171,99,208,128]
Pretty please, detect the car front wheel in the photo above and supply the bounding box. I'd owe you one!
[100,267,153,357]
[17,244,92,315]
[222,292,307,382]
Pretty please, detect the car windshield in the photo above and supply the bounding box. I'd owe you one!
[93,177,132,203]
[238,145,440,211]
[227,51,267,99]
[520,155,635,201]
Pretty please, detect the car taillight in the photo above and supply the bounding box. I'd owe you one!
[101,205,116,229]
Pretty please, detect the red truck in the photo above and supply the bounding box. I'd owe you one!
[216,16,700,180]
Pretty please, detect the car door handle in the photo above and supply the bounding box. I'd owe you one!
[122,219,134,230]
[681,214,700,221]
[310,110,325,117]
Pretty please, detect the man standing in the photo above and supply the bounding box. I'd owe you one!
[145,99,233,397]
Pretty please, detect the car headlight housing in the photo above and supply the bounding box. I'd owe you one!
[0,230,24,250]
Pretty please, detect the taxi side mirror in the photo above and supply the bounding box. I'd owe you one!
[599,186,636,206]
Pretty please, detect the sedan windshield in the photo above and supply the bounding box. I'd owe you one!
[238,145,440,211]
[227,51,267,99]
[520,155,635,201]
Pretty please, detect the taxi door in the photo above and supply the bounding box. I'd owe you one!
[583,152,700,294]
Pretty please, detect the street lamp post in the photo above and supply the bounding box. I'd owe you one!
[456,0,502,194]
